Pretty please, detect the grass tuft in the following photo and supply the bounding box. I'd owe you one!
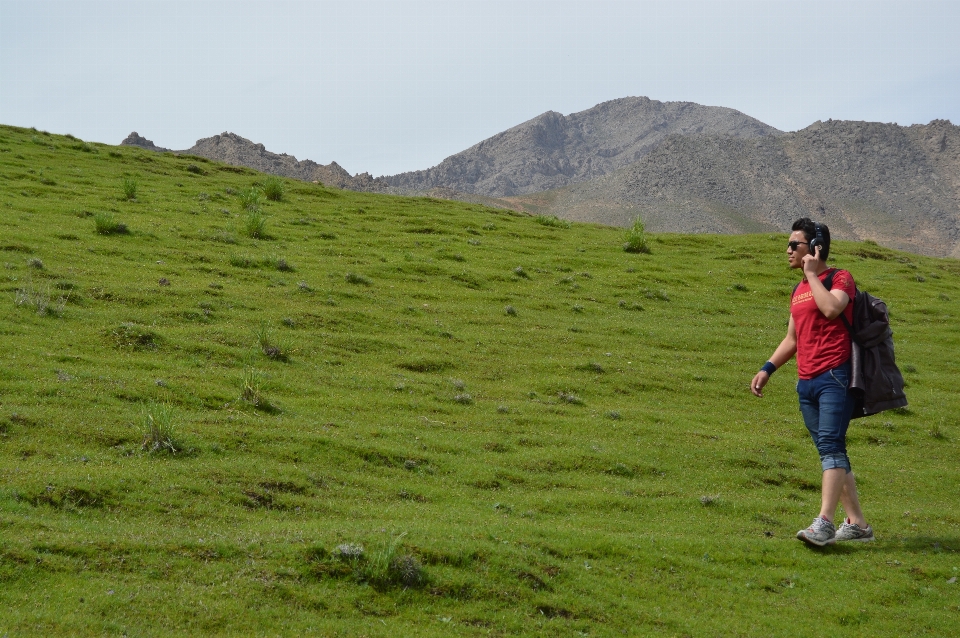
[229,253,258,268]
[557,391,584,405]
[335,543,364,560]
[359,533,426,589]
[14,281,66,317]
[238,186,264,211]
[94,212,129,235]
[263,176,285,201]
[608,463,635,477]
[121,176,138,201]
[254,323,290,361]
[345,272,372,286]
[577,362,605,373]
[623,215,651,253]
[243,208,267,239]
[109,323,161,350]
[535,215,571,229]
[239,367,270,409]
[140,403,179,454]
[274,257,295,272]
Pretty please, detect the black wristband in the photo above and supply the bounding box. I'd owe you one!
[760,361,777,375]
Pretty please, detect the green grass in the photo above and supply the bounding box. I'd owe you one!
[1,124,958,635]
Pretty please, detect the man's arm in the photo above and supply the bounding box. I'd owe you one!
[803,248,850,320]
[751,316,797,398]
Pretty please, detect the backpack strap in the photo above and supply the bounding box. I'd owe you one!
[793,268,838,295]
[822,268,838,291]
[839,309,854,335]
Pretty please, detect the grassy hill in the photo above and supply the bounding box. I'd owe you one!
[1,124,958,636]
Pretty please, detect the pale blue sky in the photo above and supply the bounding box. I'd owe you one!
[2,0,958,176]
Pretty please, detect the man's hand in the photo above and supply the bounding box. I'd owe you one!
[801,245,822,276]
[751,370,770,397]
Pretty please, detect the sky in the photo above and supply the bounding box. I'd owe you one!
[2,0,958,177]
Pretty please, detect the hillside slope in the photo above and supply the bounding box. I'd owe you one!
[513,119,960,258]
[382,96,781,196]
[2,124,959,635]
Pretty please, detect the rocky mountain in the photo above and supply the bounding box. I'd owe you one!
[511,119,960,258]
[121,131,381,191]
[120,98,960,257]
[382,96,782,197]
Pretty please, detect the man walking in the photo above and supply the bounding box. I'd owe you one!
[751,218,874,546]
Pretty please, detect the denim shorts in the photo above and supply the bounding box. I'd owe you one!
[796,362,855,472]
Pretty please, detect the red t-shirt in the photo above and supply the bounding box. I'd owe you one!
[791,268,855,379]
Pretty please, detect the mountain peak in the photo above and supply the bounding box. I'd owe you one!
[383,97,781,197]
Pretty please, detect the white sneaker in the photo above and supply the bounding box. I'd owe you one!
[796,516,836,546]
[835,518,875,542]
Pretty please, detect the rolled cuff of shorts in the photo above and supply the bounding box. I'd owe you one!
[820,453,851,473]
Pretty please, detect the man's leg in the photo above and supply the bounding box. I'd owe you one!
[819,468,847,522]
[839,471,867,527]
[814,366,857,523]
[796,376,839,545]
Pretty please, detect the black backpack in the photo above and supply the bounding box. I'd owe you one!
[819,270,908,418]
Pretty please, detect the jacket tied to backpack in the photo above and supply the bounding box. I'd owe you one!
[817,270,909,418]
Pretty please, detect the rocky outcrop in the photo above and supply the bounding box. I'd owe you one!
[120,132,171,153]
[119,130,382,190]
[527,119,960,257]
[381,96,782,196]
[182,132,384,190]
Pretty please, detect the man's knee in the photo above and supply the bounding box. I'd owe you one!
[820,452,851,473]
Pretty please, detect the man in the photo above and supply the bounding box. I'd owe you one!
[751,218,874,546]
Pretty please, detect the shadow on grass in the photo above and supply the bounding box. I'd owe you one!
[803,536,960,554]
[894,536,960,553]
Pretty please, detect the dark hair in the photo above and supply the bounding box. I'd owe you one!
[792,217,830,261]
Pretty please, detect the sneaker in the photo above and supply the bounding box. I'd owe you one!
[796,516,836,546]
[835,518,875,542]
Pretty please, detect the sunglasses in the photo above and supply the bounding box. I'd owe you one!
[787,240,810,251]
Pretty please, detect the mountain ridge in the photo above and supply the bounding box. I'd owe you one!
[120,96,960,257]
